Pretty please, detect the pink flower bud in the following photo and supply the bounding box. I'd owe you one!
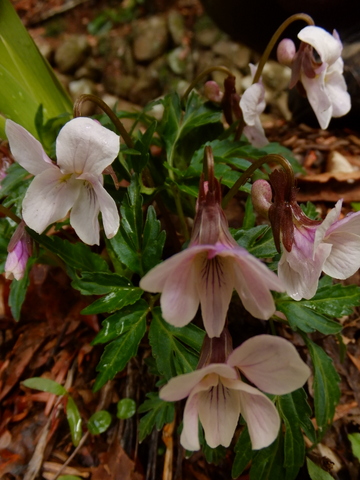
[5,222,32,281]
[251,180,273,218]
[204,81,224,103]
[277,38,296,66]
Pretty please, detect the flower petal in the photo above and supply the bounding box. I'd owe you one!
[198,380,240,448]
[180,389,201,451]
[70,182,101,245]
[22,168,80,234]
[5,120,54,175]
[314,200,342,250]
[301,72,332,130]
[196,255,235,337]
[323,232,360,279]
[298,26,342,65]
[79,173,119,239]
[243,122,268,148]
[227,250,283,319]
[227,335,310,394]
[325,60,351,118]
[56,117,120,176]
[240,83,265,126]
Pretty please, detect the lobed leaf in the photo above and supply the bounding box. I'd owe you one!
[138,392,175,442]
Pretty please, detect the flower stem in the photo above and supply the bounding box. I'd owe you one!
[73,94,135,149]
[252,13,315,85]
[222,154,294,208]
[0,204,21,224]
[182,66,234,105]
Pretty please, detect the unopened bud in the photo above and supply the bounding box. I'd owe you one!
[251,180,273,218]
[277,38,296,66]
[5,221,32,281]
[204,81,224,103]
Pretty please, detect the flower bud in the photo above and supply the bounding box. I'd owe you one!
[251,180,273,218]
[5,222,32,281]
[277,38,296,66]
[204,81,224,103]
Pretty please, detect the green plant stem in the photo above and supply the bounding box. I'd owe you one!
[182,66,234,105]
[73,94,134,149]
[0,204,21,224]
[222,154,294,209]
[252,13,315,85]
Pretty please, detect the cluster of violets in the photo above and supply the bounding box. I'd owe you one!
[2,20,358,452]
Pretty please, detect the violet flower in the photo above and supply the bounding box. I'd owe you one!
[5,221,32,281]
[140,165,283,337]
[160,334,310,450]
[5,118,120,245]
[277,26,351,129]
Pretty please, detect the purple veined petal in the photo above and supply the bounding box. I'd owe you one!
[196,254,235,337]
[226,379,280,450]
[301,72,332,130]
[227,335,310,395]
[160,364,237,402]
[323,232,360,279]
[298,26,342,65]
[70,180,101,245]
[325,208,360,236]
[198,379,241,448]
[5,120,54,175]
[79,173,119,239]
[227,250,283,319]
[56,117,120,176]
[314,200,342,251]
[22,168,81,234]
[240,83,265,126]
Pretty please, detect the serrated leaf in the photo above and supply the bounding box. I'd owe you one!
[300,283,360,317]
[138,392,175,442]
[250,435,284,480]
[81,285,143,314]
[232,427,253,478]
[92,300,149,345]
[142,206,166,273]
[306,457,334,480]
[181,91,221,138]
[93,302,147,391]
[87,410,112,435]
[22,377,67,396]
[303,336,340,436]
[149,308,204,380]
[232,225,277,258]
[72,271,131,296]
[66,396,82,446]
[27,231,110,274]
[131,121,157,173]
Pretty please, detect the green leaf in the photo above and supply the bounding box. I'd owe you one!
[22,377,67,396]
[181,91,222,138]
[199,427,227,465]
[250,435,284,480]
[232,225,277,258]
[131,121,157,173]
[81,285,143,315]
[0,164,30,213]
[303,337,340,436]
[232,427,253,478]
[87,410,112,435]
[138,392,175,442]
[0,0,72,139]
[8,256,35,321]
[66,396,82,446]
[306,457,334,480]
[93,301,147,391]
[27,232,110,274]
[149,308,204,380]
[71,271,131,296]
[348,432,360,461]
[58,476,83,480]
[259,142,304,175]
[142,206,166,273]
[117,398,137,419]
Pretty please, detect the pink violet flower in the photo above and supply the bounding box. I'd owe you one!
[5,221,32,281]
[140,165,284,337]
[240,64,268,148]
[160,334,310,451]
[277,26,351,129]
[5,118,120,245]
[252,173,360,300]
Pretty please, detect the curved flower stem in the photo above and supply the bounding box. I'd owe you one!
[182,66,234,104]
[222,154,294,208]
[0,204,21,224]
[252,13,315,85]
[73,94,135,149]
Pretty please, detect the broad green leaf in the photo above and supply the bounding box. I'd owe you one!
[0,164,30,214]
[22,377,67,396]
[142,206,166,273]
[87,410,112,435]
[259,142,304,174]
[117,398,137,419]
[71,271,132,296]
[0,0,72,138]
[131,121,157,173]
[306,457,334,480]
[181,91,221,138]
[81,285,143,315]
[8,256,36,321]
[58,476,82,480]
[92,300,149,345]
[250,435,284,480]
[93,301,147,391]
[66,396,82,446]
[348,432,360,461]
[138,392,175,442]
[149,308,204,380]
[232,225,277,258]
[276,300,342,335]
[303,337,340,436]
[232,427,253,478]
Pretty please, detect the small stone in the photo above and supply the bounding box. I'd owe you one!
[212,40,251,69]
[168,47,188,75]
[327,151,355,173]
[133,16,169,62]
[194,16,221,47]
[261,61,291,91]
[54,35,90,73]
[168,10,186,45]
